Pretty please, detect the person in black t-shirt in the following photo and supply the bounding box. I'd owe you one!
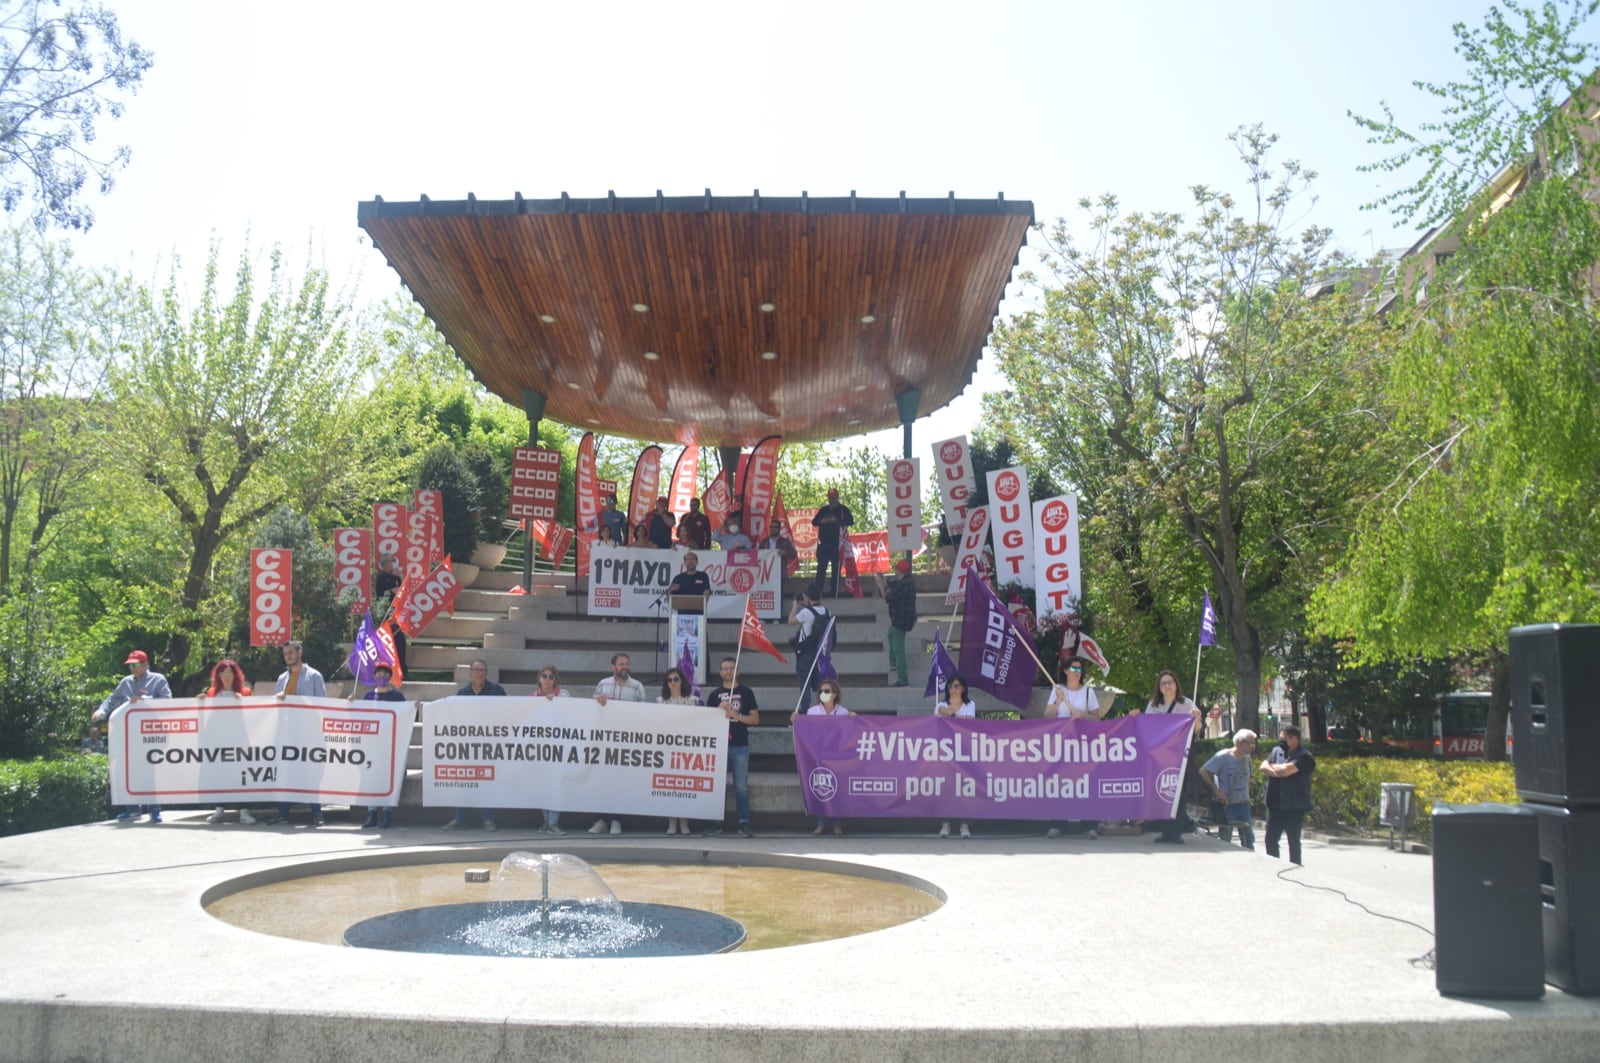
[667,552,712,603]
[704,656,759,837]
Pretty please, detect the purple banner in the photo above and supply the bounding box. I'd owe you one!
[793,715,1195,820]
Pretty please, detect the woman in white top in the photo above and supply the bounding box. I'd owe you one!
[1043,656,1105,839]
[532,665,570,834]
[658,668,701,835]
[1140,669,1203,844]
[593,524,619,549]
[792,679,855,836]
[935,674,976,839]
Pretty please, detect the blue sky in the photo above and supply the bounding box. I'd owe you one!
[65,0,1598,451]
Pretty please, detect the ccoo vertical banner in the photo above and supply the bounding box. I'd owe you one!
[626,445,664,530]
[1032,495,1081,616]
[331,528,371,614]
[413,489,444,565]
[511,447,561,522]
[886,458,922,553]
[931,435,977,535]
[373,502,406,567]
[741,436,782,541]
[250,548,292,646]
[985,466,1034,587]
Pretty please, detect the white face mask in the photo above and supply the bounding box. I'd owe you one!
[820,691,835,703]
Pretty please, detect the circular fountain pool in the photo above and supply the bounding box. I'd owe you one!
[204,847,943,955]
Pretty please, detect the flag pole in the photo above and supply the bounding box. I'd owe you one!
[731,593,751,685]
[795,614,836,712]
[1192,641,1203,704]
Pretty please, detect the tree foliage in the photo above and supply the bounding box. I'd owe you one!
[225,506,346,691]
[987,128,1392,727]
[1350,0,1600,228]
[106,242,377,682]
[0,0,152,230]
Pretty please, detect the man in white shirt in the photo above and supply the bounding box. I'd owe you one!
[590,653,646,834]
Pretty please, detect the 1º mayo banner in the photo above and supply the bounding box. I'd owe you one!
[586,545,781,619]
[792,714,1194,820]
[110,696,417,805]
[423,695,727,818]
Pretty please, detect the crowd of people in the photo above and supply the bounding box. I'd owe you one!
[83,482,1311,860]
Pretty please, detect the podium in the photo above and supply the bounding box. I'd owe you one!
[669,599,708,688]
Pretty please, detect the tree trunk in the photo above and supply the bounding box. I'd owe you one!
[1486,646,1510,763]
[1232,625,1263,733]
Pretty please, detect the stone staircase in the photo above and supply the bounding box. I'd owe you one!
[357,566,1051,827]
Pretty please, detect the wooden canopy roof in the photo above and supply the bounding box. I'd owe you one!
[358,192,1034,446]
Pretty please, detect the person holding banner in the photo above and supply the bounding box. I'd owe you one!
[531,665,571,834]
[1042,657,1107,839]
[705,656,758,838]
[442,660,506,833]
[791,679,855,836]
[1139,670,1202,844]
[935,675,977,839]
[201,659,257,826]
[591,654,646,834]
[354,664,410,830]
[593,524,618,549]
[658,668,702,836]
[629,524,651,548]
[373,552,408,676]
[96,650,170,823]
[270,641,327,827]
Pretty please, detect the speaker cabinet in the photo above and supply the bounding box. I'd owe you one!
[1432,803,1544,999]
[1510,623,1600,807]
[1532,802,1600,995]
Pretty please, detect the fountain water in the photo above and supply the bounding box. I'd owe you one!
[342,851,747,958]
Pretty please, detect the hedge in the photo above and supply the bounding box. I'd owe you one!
[1258,754,1516,842]
[0,755,110,836]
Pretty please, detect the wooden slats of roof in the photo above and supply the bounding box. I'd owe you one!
[358,193,1032,445]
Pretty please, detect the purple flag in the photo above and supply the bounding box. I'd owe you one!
[815,616,838,683]
[347,612,395,687]
[677,643,702,704]
[925,629,957,699]
[959,564,1040,710]
[1200,591,1219,648]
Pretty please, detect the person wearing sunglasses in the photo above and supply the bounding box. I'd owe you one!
[531,665,570,834]
[658,668,701,835]
[1043,657,1106,839]
[791,680,855,836]
[935,675,977,839]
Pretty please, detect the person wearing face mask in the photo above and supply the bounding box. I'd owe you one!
[935,675,977,839]
[1042,657,1105,839]
[792,680,855,836]
[713,515,752,552]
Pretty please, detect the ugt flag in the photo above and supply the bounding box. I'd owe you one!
[959,564,1040,710]
[1200,591,1219,647]
[815,615,839,683]
[347,612,396,687]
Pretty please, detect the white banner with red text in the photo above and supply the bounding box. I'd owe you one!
[421,695,727,816]
[109,696,416,805]
[586,545,782,619]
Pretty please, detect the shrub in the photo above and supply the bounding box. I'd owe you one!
[0,755,109,835]
[0,587,90,759]
[1266,755,1516,842]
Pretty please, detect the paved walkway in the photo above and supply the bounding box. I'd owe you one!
[0,813,1592,1062]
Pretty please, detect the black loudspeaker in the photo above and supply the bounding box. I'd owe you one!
[1432,803,1544,999]
[1509,623,1600,807]
[1532,802,1600,995]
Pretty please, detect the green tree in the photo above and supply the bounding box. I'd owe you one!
[0,0,153,230]
[415,441,480,563]
[1350,0,1600,228]
[987,128,1390,729]
[0,227,124,592]
[1316,2,1600,759]
[0,582,87,757]
[106,242,377,683]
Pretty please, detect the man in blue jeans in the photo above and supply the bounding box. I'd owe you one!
[1200,728,1257,850]
[704,656,758,837]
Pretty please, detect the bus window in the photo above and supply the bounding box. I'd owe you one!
[1437,692,1492,758]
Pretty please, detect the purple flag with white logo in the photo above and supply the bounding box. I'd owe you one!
[959,564,1040,710]
[1200,591,1219,648]
[924,629,957,699]
[347,612,395,687]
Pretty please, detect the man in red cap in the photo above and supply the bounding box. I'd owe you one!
[93,650,172,822]
[810,488,853,597]
[875,558,918,687]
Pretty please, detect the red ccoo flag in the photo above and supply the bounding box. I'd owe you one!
[739,596,788,664]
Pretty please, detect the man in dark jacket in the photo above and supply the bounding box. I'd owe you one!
[875,559,917,687]
[1260,724,1315,865]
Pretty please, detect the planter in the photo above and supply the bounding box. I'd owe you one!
[451,562,481,588]
[469,543,507,569]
